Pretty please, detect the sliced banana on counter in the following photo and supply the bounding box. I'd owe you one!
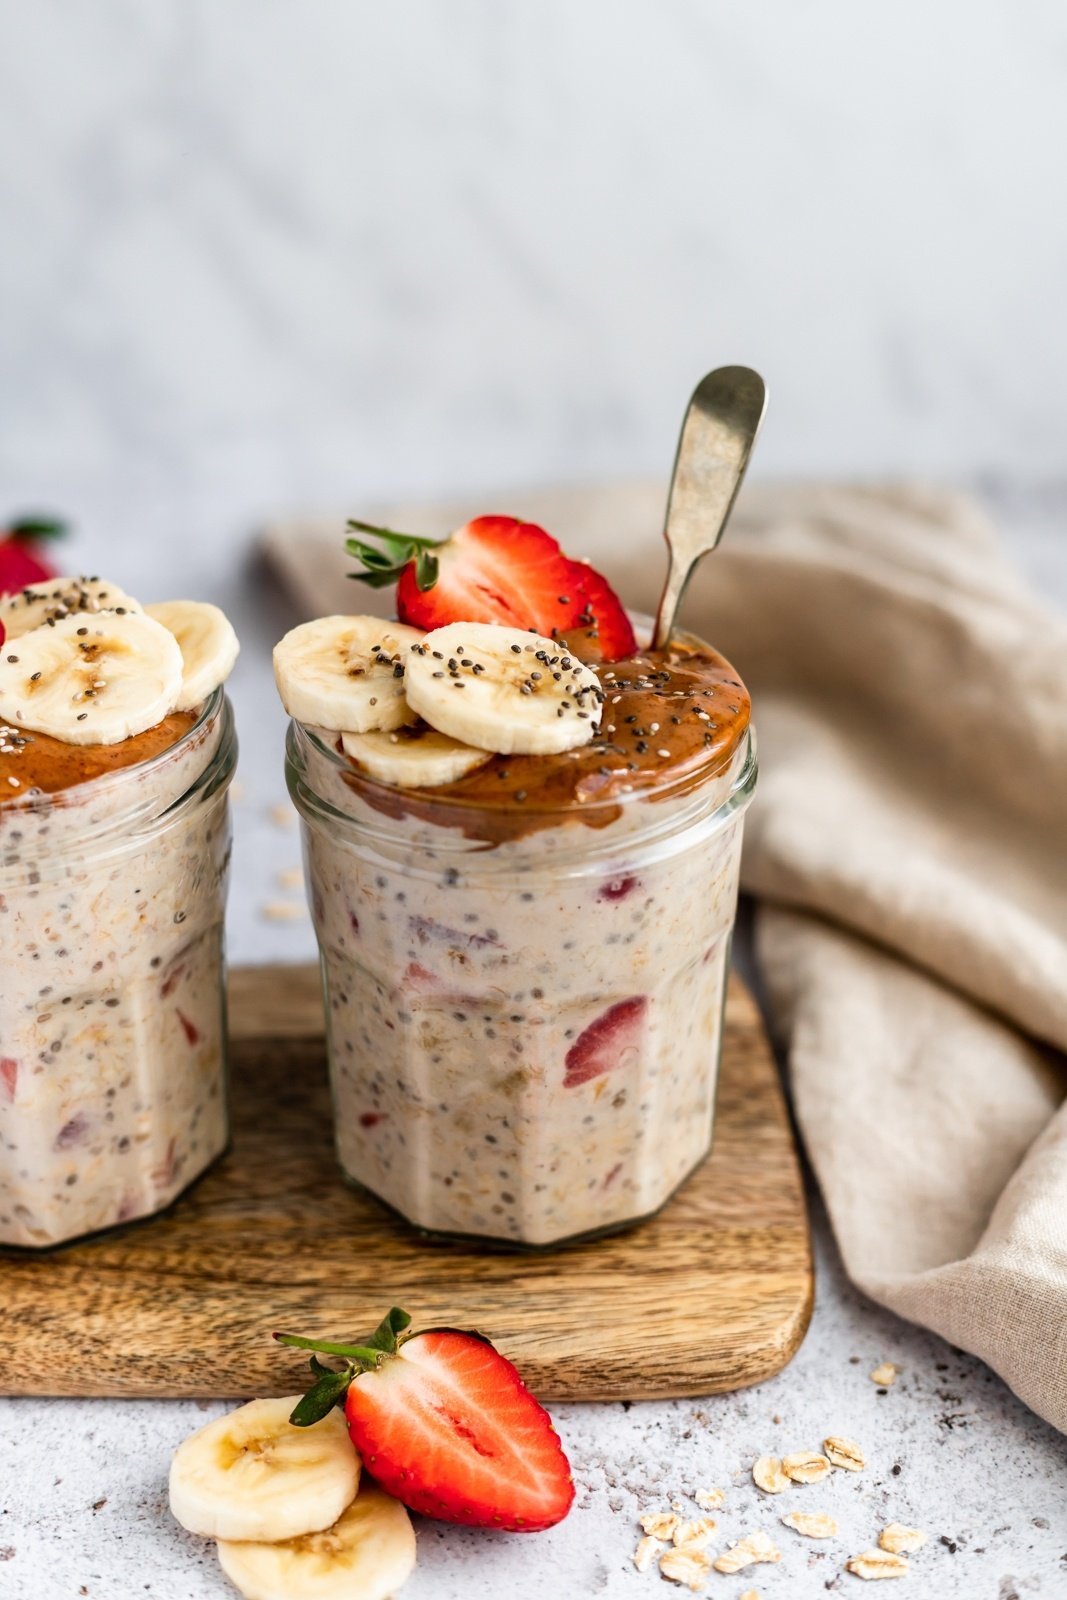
[168,1396,360,1544]
[217,1483,416,1600]
[145,599,240,711]
[0,575,142,641]
[0,610,183,745]
[341,722,492,788]
[405,621,603,755]
[274,617,422,733]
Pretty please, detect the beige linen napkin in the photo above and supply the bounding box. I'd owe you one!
[264,481,1067,1432]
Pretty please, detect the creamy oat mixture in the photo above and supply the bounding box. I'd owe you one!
[289,641,754,1246]
[0,698,235,1247]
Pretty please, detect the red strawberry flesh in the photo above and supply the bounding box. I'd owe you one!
[0,541,55,597]
[0,519,67,597]
[564,996,648,1088]
[0,1057,17,1102]
[345,1330,574,1531]
[566,562,637,659]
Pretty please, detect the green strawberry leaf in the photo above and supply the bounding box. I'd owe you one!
[288,1367,353,1426]
[364,1307,412,1354]
[9,517,68,544]
[414,550,439,592]
[344,519,443,595]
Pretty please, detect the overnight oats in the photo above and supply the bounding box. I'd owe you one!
[0,578,239,1247]
[275,515,755,1248]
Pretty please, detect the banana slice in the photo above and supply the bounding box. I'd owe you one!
[0,610,183,745]
[217,1484,416,1600]
[0,575,142,641]
[341,721,491,788]
[169,1395,359,1544]
[145,599,240,711]
[273,617,422,734]
[405,621,603,755]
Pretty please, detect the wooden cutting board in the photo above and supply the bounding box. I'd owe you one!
[0,963,812,1401]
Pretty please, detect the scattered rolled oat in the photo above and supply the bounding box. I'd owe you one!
[869,1362,899,1387]
[879,1523,926,1554]
[259,900,307,921]
[752,1455,789,1494]
[660,1546,712,1590]
[824,1435,866,1472]
[695,1488,724,1511]
[781,1510,838,1539]
[712,1530,782,1574]
[846,1549,909,1580]
[782,1451,832,1484]
[632,1535,662,1573]
[639,1511,680,1541]
[739,1592,760,1600]
[268,802,296,827]
[276,865,304,889]
[673,1517,716,1549]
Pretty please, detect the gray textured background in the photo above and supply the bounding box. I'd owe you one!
[2,4,1066,1595]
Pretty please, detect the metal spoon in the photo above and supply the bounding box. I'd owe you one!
[652,365,767,649]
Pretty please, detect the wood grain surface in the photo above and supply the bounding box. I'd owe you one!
[0,964,812,1401]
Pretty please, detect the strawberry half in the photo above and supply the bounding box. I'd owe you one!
[566,562,637,660]
[277,1308,575,1532]
[345,514,635,659]
[0,517,67,598]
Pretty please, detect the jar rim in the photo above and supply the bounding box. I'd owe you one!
[289,720,755,874]
[0,686,226,812]
[0,693,236,880]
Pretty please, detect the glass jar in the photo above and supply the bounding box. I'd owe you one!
[0,690,237,1248]
[286,636,756,1250]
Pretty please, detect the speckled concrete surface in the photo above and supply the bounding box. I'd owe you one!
[2,487,1066,1599]
[3,1220,1066,1599]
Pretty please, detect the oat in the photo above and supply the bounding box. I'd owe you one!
[673,1517,716,1549]
[659,1546,712,1590]
[268,802,295,827]
[229,779,246,803]
[712,1530,781,1574]
[639,1511,680,1540]
[276,865,304,889]
[752,1455,789,1494]
[824,1435,866,1472]
[259,900,307,921]
[632,1535,662,1572]
[694,1488,724,1511]
[879,1523,926,1554]
[781,1510,838,1539]
[846,1548,909,1579]
[869,1362,899,1387]
[782,1451,831,1484]
[670,1499,686,1513]
[739,1592,761,1600]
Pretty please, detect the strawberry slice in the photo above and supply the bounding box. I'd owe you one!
[0,516,67,598]
[0,1057,18,1102]
[564,996,648,1088]
[566,562,637,660]
[345,514,635,658]
[277,1308,574,1532]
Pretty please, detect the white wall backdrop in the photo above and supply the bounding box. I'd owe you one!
[1,0,1065,566]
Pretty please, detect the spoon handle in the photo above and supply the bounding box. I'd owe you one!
[652,366,767,649]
